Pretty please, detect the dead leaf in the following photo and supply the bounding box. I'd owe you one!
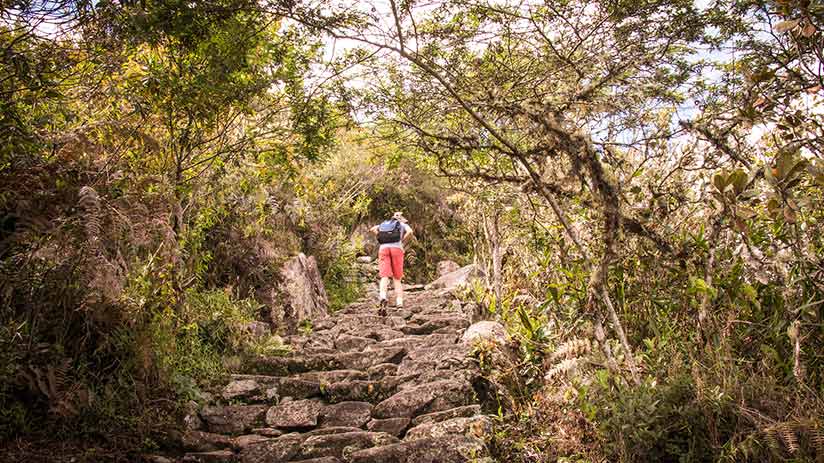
[783,207,797,223]
[775,19,800,33]
[802,23,816,37]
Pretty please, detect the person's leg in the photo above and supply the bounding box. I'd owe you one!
[378,247,392,304]
[390,248,405,307]
[393,278,403,307]
[379,277,390,302]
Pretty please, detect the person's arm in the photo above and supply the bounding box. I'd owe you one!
[401,224,414,243]
[369,225,379,236]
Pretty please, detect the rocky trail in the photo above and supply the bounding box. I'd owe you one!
[158,272,502,463]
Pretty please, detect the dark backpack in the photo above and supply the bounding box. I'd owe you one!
[377,219,403,244]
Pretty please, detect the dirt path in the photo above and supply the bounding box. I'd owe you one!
[164,286,495,463]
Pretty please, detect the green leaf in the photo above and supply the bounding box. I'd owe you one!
[689,277,717,298]
[712,172,728,192]
[729,169,748,195]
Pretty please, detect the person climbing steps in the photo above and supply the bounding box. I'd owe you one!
[370,211,414,316]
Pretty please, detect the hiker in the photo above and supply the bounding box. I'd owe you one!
[370,211,414,314]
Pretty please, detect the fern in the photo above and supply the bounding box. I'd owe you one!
[732,419,824,460]
[542,336,600,384]
[545,357,580,381]
[549,338,591,362]
[21,359,87,418]
[763,425,782,455]
[777,422,799,454]
[811,422,824,457]
[77,185,102,247]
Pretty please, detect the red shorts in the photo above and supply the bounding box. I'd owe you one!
[378,247,405,279]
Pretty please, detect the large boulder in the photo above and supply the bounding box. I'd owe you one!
[280,253,329,332]
[425,265,483,291]
[436,260,461,277]
[460,321,507,346]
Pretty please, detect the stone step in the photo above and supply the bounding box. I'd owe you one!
[371,379,475,419]
[223,368,420,406]
[183,450,236,462]
[200,405,268,435]
[320,375,417,404]
[167,288,496,463]
[400,317,469,336]
[247,347,406,376]
[349,435,488,463]
[239,431,399,462]
[396,344,476,377]
[404,415,493,441]
[410,405,482,427]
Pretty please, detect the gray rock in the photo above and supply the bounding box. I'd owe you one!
[303,426,364,437]
[366,363,398,379]
[266,399,323,428]
[302,369,370,383]
[401,316,469,335]
[298,431,399,460]
[356,256,373,263]
[321,380,394,404]
[371,379,473,419]
[319,401,373,428]
[314,318,337,331]
[184,400,203,431]
[291,458,342,463]
[250,427,283,438]
[425,265,483,291]
[232,435,271,450]
[358,326,405,341]
[460,321,507,346]
[335,334,374,351]
[201,405,268,435]
[273,377,322,399]
[249,347,405,376]
[182,450,237,462]
[222,380,261,400]
[181,430,234,452]
[410,405,481,427]
[144,456,174,463]
[377,334,457,352]
[281,253,329,332]
[240,433,304,462]
[405,415,493,441]
[436,260,461,277]
[366,417,410,437]
[396,345,474,377]
[350,435,487,463]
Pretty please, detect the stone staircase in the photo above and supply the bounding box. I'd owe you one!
[170,287,495,463]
